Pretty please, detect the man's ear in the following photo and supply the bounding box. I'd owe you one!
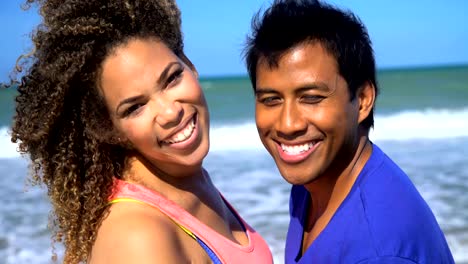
[357,81,375,124]
[179,53,198,78]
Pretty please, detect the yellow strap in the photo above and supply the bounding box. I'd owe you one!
[109,197,197,240]
[109,197,146,205]
[175,223,197,240]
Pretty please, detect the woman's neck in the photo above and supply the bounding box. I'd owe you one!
[122,155,213,210]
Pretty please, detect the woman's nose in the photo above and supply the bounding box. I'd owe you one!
[154,98,183,128]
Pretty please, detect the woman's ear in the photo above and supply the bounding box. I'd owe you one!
[357,81,376,124]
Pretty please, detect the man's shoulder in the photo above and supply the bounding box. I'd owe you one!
[355,153,454,263]
[358,144,423,210]
[357,152,439,237]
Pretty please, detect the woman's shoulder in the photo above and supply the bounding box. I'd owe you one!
[89,202,186,263]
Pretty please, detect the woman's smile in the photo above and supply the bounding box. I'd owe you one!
[161,113,200,150]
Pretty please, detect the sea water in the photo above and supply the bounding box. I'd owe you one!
[1,65,467,263]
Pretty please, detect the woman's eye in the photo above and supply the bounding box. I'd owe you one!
[166,68,184,87]
[122,103,144,117]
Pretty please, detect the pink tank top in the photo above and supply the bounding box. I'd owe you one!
[109,179,273,263]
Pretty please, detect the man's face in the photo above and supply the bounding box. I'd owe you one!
[255,42,362,185]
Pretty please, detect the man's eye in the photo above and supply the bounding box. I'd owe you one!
[302,95,324,104]
[259,96,281,106]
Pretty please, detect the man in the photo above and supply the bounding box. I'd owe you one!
[244,0,454,263]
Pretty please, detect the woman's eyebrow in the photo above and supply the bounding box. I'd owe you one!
[156,61,182,86]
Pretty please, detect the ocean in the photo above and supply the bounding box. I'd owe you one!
[1,65,468,263]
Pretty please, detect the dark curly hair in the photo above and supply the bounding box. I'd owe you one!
[9,0,186,262]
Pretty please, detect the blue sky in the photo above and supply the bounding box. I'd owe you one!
[1,0,467,81]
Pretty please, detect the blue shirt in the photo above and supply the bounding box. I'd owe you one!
[285,144,454,263]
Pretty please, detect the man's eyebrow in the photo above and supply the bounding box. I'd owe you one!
[255,83,331,95]
[295,83,331,93]
[156,61,182,87]
[255,87,278,95]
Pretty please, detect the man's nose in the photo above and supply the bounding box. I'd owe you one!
[276,101,307,139]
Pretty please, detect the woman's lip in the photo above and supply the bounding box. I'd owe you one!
[161,114,200,150]
[160,113,196,143]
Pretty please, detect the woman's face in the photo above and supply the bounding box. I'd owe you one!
[100,38,209,177]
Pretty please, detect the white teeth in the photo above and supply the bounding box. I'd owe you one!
[163,118,195,144]
[281,142,314,155]
[176,133,185,142]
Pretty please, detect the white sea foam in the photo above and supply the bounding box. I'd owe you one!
[371,107,468,141]
[0,127,21,159]
[1,107,468,157]
[210,107,468,151]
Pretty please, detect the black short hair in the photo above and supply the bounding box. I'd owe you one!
[244,0,378,129]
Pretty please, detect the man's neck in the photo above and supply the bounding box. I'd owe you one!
[301,135,372,252]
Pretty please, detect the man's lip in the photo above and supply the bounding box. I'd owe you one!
[274,139,321,164]
[274,138,320,146]
[159,113,196,143]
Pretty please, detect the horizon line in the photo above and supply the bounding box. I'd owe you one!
[199,62,468,80]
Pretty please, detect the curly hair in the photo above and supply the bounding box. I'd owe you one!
[9,0,185,262]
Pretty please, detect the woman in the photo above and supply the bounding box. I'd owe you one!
[10,0,273,263]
